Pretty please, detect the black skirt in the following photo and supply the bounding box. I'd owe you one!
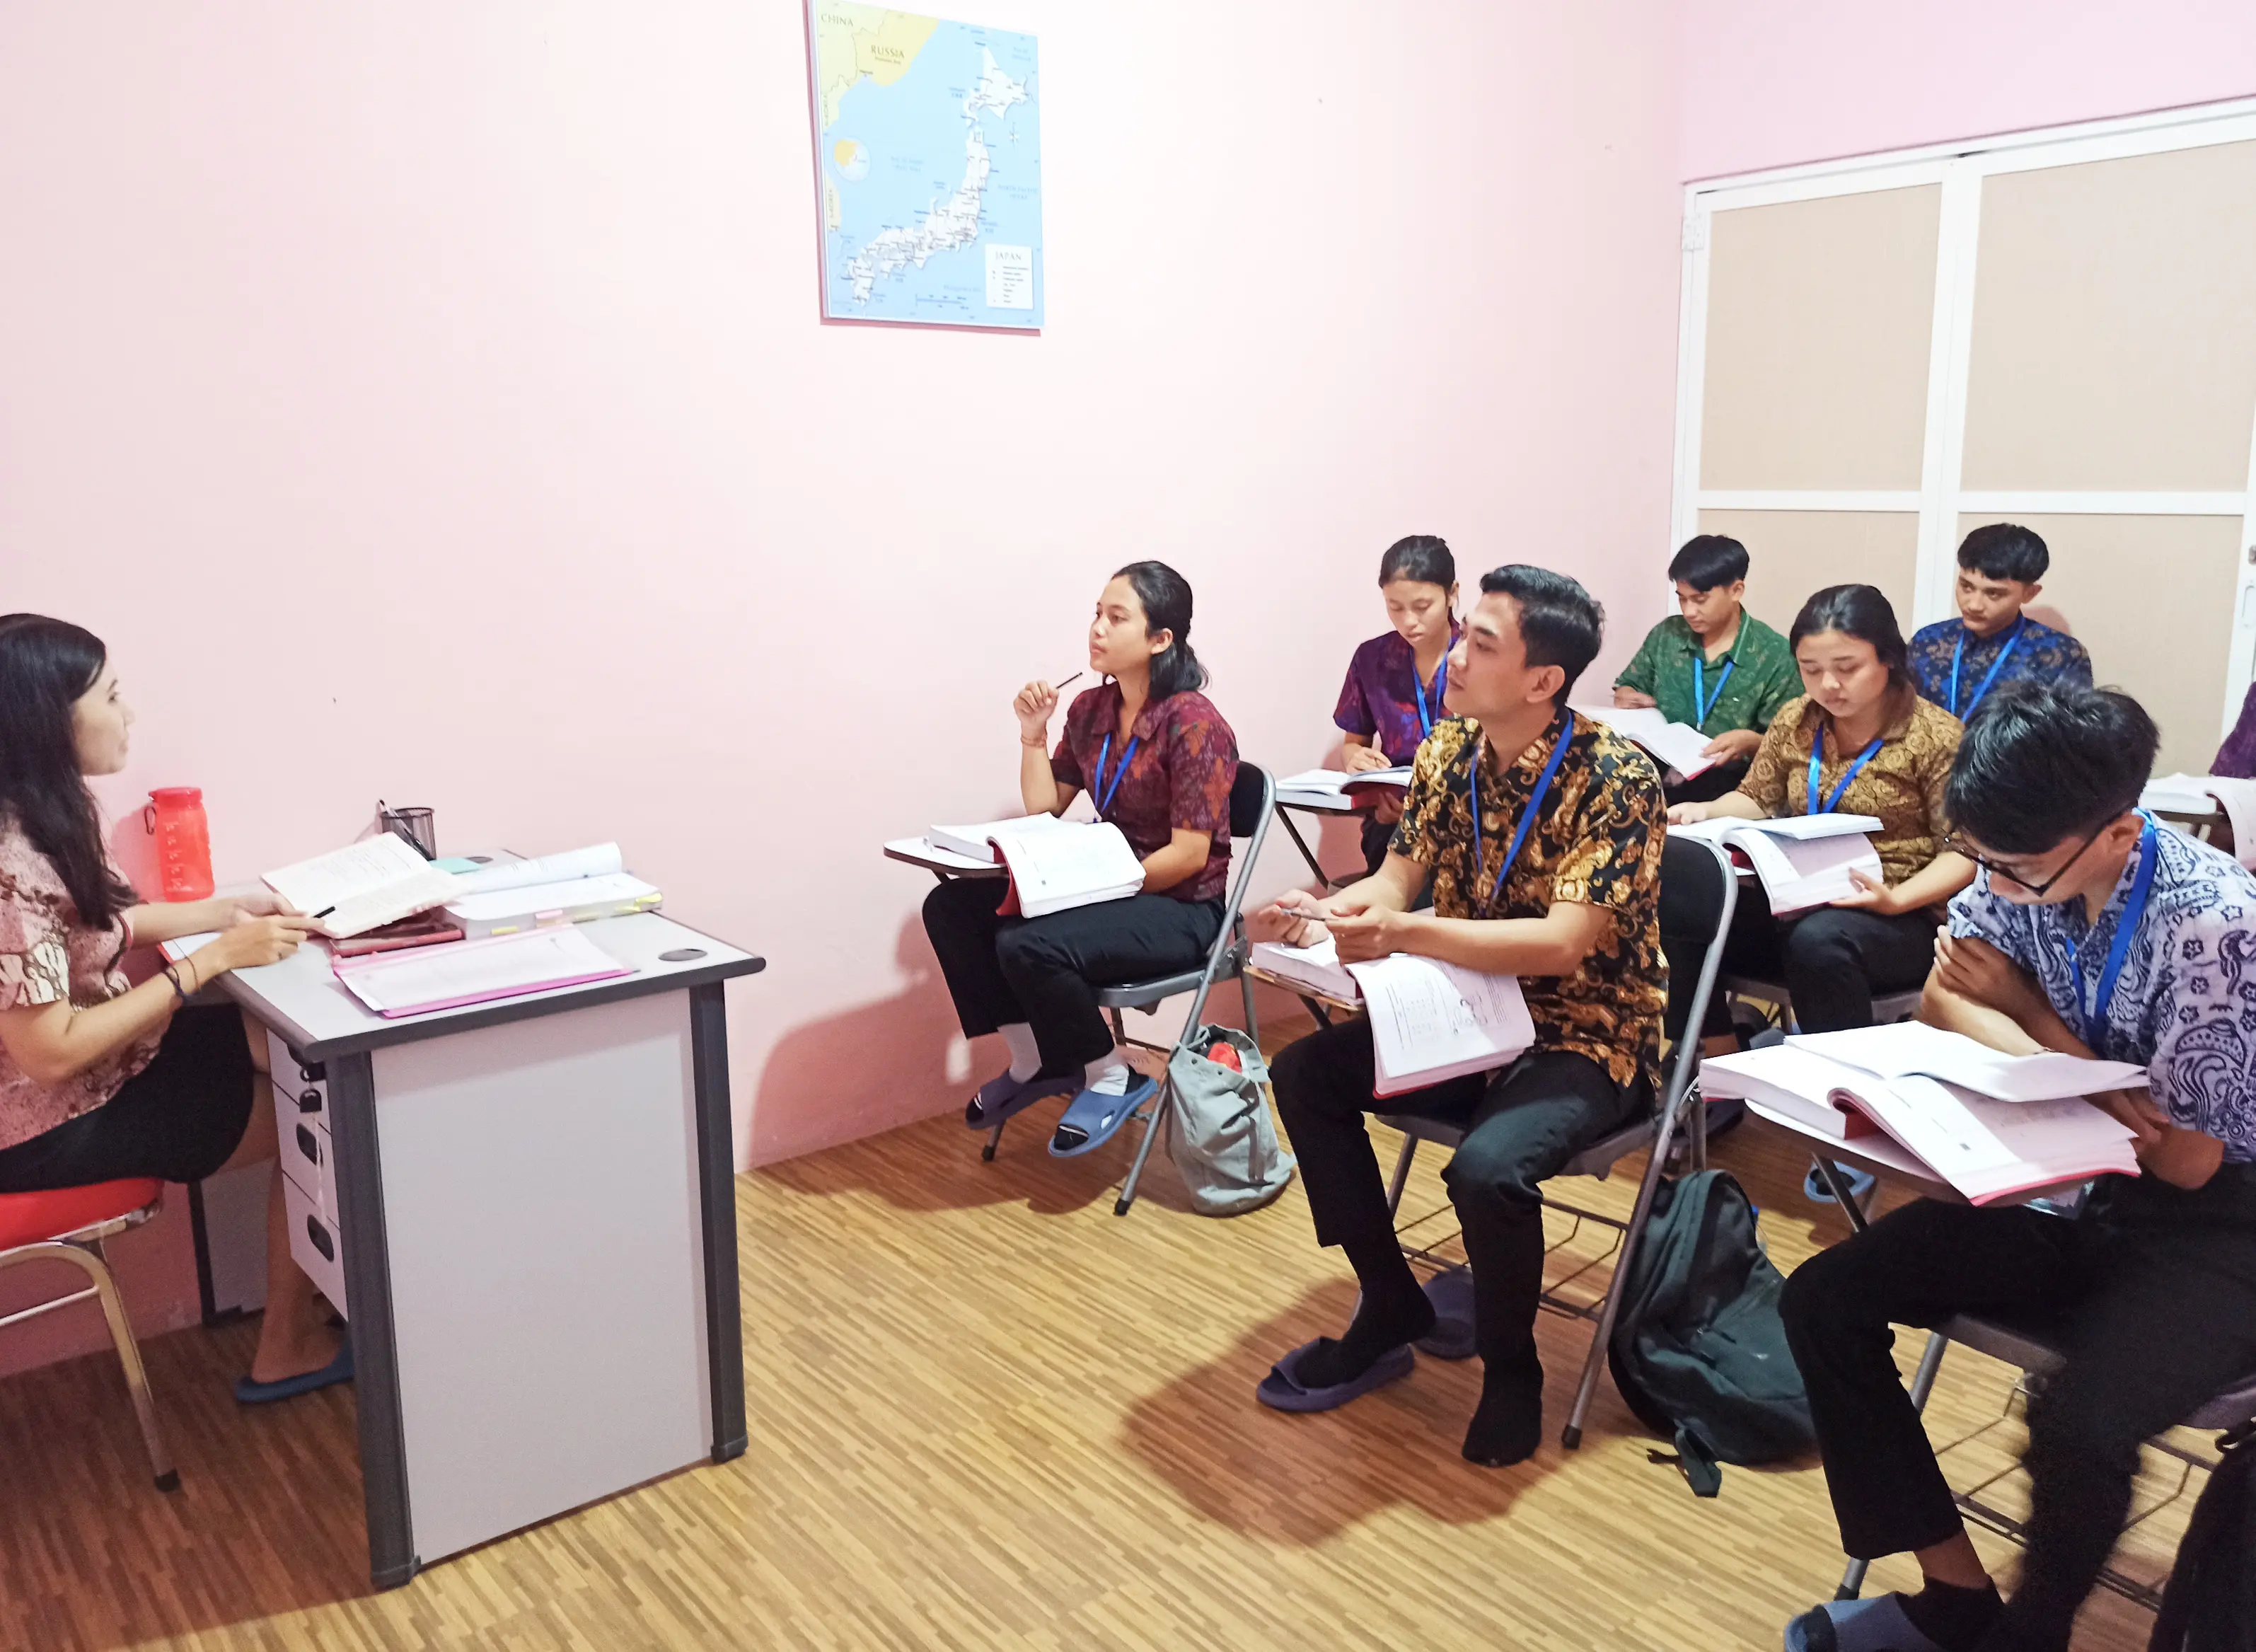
[0,1005,256,1194]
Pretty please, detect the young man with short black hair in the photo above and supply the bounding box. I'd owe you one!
[1247,565,1667,1467]
[1613,534,1800,802]
[1909,524,2093,721]
[1779,681,2256,1652]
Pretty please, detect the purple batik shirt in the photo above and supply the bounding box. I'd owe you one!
[1332,630,1458,766]
[2217,684,2256,780]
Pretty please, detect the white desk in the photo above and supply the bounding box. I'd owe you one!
[220,911,763,1589]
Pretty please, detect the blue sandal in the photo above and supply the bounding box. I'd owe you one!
[964,1067,1076,1130]
[1416,1266,1477,1361]
[1784,1594,1950,1651]
[234,1338,354,1405]
[1048,1074,1157,1157]
[1256,1337,1417,1412]
[1805,1162,1878,1206]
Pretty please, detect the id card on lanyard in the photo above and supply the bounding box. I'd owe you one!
[2056,815,2159,1058]
[1093,732,1139,818]
[1807,731,1883,814]
[1949,617,2025,720]
[1692,654,1734,732]
[1469,720,1572,913]
[1413,647,1450,739]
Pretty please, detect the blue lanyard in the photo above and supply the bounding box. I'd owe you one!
[2058,815,2158,1057]
[1807,731,1884,814]
[1948,617,2025,720]
[1413,655,1447,738]
[1468,720,1572,911]
[1093,732,1139,816]
[1692,654,1735,731]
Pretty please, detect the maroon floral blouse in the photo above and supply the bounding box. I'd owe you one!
[0,814,158,1153]
[1051,682,1239,903]
[1333,630,1460,766]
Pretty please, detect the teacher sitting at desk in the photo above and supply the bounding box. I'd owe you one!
[1665,584,1974,1049]
[922,562,1238,1158]
[1332,534,1460,874]
[0,616,343,1402]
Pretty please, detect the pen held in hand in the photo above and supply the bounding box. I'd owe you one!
[1051,671,1084,694]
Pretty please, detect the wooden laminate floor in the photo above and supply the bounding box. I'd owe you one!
[0,1019,2211,1650]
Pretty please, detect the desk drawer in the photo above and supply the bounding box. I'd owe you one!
[277,1099,338,1218]
[265,1030,328,1121]
[283,1177,348,1320]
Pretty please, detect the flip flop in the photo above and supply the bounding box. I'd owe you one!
[1706,1095,1747,1137]
[1805,1162,1877,1206]
[1416,1266,1477,1360]
[1048,1074,1157,1157]
[1783,1593,1950,1652]
[234,1338,354,1405]
[964,1066,1077,1130]
[1256,1337,1418,1412]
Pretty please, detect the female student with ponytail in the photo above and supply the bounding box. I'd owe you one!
[1331,536,1460,873]
[922,562,1239,1158]
[0,615,348,1402]
[1663,584,1974,1045]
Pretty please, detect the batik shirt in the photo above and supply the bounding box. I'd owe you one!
[2215,683,2256,780]
[1948,825,2256,1162]
[1612,611,1800,736]
[1052,681,1239,903]
[1391,711,1668,1092]
[1909,616,2093,722]
[0,814,156,1152]
[1333,629,1462,766]
[1740,692,1964,891]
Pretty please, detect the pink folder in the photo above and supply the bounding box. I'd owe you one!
[332,927,632,1019]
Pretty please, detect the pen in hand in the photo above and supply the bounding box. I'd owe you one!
[1052,671,1084,693]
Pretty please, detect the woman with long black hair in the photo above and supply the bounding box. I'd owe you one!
[922,561,1239,1158]
[0,615,349,1402]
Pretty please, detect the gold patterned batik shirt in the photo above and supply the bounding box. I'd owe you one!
[1390,710,1669,1092]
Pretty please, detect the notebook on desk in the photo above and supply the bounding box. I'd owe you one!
[332,926,633,1018]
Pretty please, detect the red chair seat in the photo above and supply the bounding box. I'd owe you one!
[0,1179,163,1252]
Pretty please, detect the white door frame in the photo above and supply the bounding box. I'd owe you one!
[1672,97,2256,739]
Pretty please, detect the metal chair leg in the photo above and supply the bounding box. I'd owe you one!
[1834,1331,1951,1600]
[981,1120,1005,1162]
[1114,1078,1172,1218]
[79,1241,178,1491]
[1383,1133,1418,1217]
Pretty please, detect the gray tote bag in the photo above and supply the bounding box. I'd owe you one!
[1164,1025,1295,1216]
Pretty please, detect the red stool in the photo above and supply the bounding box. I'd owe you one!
[0,1179,178,1490]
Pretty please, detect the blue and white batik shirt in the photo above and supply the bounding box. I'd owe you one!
[1947,824,2256,1162]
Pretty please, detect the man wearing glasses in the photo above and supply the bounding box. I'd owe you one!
[1777,681,2256,1652]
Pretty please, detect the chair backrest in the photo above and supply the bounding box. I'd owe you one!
[1227,761,1269,842]
[1656,833,1738,1119]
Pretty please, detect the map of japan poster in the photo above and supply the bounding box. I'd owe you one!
[808,3,1044,329]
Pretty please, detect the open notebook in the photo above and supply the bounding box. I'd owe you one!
[1249,939,1535,1098]
[1670,814,1885,914]
[1571,705,1718,779]
[1248,935,1361,1002]
[922,814,1074,864]
[441,844,661,939]
[264,835,465,940]
[332,926,632,1018]
[1699,1028,2141,1204]
[1275,768,1415,808]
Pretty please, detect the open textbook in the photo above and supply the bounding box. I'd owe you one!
[922,814,1074,863]
[2143,773,2256,870]
[1699,1029,2142,1204]
[1669,813,1885,915]
[1275,767,1416,808]
[1247,937,1534,1097]
[441,843,661,939]
[993,821,1146,918]
[1571,704,1718,779]
[263,834,464,940]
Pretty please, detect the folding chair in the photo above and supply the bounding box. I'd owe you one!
[0,1178,179,1491]
[983,763,1278,1218]
[1835,1313,2256,1610]
[1379,831,1740,1449]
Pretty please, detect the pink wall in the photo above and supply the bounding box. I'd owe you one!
[1679,0,2256,180]
[0,0,1684,1298]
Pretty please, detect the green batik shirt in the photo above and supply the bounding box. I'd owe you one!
[1612,611,1800,736]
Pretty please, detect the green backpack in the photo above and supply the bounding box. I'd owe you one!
[1607,1169,1815,1496]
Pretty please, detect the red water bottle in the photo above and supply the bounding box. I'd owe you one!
[143,787,215,902]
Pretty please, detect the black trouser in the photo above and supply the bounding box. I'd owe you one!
[921,878,1224,1073]
[1272,1023,1645,1368]
[1780,1171,2256,1652]
[0,1006,255,1193]
[1662,756,1750,806]
[1662,886,1938,1039]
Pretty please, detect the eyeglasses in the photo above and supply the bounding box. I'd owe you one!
[1942,827,2100,899]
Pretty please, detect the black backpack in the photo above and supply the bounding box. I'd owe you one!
[2151,1422,2256,1652]
[1608,1169,1815,1496]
